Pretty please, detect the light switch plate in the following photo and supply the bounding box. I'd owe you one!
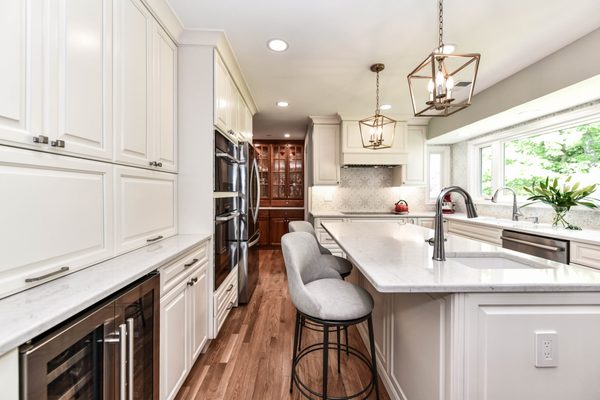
[535,331,558,368]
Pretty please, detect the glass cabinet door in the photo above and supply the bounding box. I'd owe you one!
[287,144,303,200]
[271,144,288,200]
[255,144,270,203]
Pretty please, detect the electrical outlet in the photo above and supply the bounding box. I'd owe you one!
[535,331,558,368]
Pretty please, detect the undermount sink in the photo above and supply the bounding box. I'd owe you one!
[447,252,552,270]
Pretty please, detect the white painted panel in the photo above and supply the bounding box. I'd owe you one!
[154,27,177,171]
[53,0,112,159]
[0,0,29,144]
[214,53,228,131]
[160,281,188,400]
[471,304,600,400]
[115,166,176,254]
[570,241,600,269]
[360,276,388,370]
[313,124,340,185]
[0,349,18,400]
[404,126,427,185]
[190,263,209,361]
[0,147,113,298]
[114,0,151,165]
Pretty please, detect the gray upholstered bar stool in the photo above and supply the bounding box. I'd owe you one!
[288,221,353,279]
[282,232,380,400]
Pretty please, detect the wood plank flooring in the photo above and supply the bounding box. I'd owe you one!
[175,248,391,400]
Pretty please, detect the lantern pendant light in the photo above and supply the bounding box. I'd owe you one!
[407,0,481,117]
[359,63,396,150]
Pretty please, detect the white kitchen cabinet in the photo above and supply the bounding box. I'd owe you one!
[115,166,177,254]
[160,243,210,400]
[160,279,189,400]
[570,241,600,270]
[358,273,389,371]
[153,26,177,172]
[447,219,502,246]
[0,349,18,400]
[311,122,340,185]
[0,146,114,299]
[214,53,229,133]
[340,120,408,165]
[214,266,238,336]
[114,0,153,167]
[403,126,427,185]
[0,0,42,149]
[45,0,113,160]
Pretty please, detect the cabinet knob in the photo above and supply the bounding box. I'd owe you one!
[33,135,48,144]
[149,161,156,167]
[187,277,199,286]
[50,139,65,148]
[156,162,163,167]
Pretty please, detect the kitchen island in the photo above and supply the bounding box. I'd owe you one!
[322,221,600,400]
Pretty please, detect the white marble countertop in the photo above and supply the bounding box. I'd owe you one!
[310,210,436,218]
[0,234,210,357]
[321,221,600,293]
[444,214,600,246]
[262,207,305,210]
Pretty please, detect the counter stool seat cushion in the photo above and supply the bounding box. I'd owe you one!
[302,279,374,321]
[321,254,353,277]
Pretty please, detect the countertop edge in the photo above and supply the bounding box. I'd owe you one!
[0,233,211,357]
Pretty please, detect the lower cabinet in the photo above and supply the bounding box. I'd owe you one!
[159,242,210,400]
[257,209,304,246]
[213,266,238,336]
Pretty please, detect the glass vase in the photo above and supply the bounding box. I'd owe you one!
[551,206,581,230]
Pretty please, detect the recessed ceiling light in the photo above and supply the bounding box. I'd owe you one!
[284,133,291,138]
[267,39,288,52]
[276,101,289,108]
[380,104,392,110]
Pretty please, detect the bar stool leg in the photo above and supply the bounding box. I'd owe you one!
[344,325,349,355]
[290,311,301,393]
[323,324,329,399]
[336,326,341,373]
[367,316,380,400]
[297,315,304,351]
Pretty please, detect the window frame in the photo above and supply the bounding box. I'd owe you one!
[467,103,600,202]
[427,145,451,203]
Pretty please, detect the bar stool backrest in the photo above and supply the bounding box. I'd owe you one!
[281,232,339,317]
[288,221,332,255]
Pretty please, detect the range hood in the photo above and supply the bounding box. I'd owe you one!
[340,120,408,166]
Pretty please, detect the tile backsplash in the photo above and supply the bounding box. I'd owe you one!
[310,167,433,212]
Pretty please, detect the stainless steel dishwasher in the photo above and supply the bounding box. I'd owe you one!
[501,229,569,264]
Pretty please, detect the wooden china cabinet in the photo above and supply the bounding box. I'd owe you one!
[254,141,305,245]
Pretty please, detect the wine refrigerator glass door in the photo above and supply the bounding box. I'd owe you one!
[20,304,116,399]
[114,274,160,400]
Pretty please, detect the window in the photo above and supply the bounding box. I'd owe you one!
[428,146,451,201]
[468,106,600,200]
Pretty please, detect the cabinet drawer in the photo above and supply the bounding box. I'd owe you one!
[269,209,304,219]
[161,242,209,295]
[215,294,235,334]
[314,218,344,229]
[318,230,337,245]
[214,267,238,317]
[571,242,600,269]
[448,220,501,245]
[115,166,177,254]
[0,147,114,298]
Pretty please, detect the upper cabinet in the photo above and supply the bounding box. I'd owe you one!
[341,121,408,165]
[309,118,341,186]
[404,126,427,186]
[213,52,253,142]
[114,0,177,172]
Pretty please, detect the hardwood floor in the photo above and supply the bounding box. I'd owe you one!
[175,248,391,400]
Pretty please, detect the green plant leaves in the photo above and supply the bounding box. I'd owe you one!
[522,177,599,210]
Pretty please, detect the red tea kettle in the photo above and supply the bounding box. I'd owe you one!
[394,200,409,214]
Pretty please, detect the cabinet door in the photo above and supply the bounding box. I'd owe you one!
[189,263,209,362]
[0,0,42,148]
[342,121,407,154]
[47,0,112,160]
[258,217,270,246]
[0,146,113,298]
[214,53,228,132]
[160,280,188,400]
[360,275,389,370]
[312,124,340,185]
[153,26,177,171]
[269,217,288,246]
[404,126,427,185]
[115,166,177,254]
[114,0,152,167]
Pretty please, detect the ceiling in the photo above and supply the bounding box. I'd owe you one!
[168,0,600,140]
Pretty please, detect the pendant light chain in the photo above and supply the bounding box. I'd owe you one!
[375,70,380,115]
[438,0,444,49]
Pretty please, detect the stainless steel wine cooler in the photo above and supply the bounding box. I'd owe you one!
[20,273,160,400]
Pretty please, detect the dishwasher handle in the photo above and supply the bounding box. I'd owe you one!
[501,236,565,252]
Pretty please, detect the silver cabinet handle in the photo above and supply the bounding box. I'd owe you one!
[156,162,162,167]
[226,302,234,311]
[33,135,48,144]
[184,258,199,268]
[146,235,163,243]
[119,323,127,400]
[149,161,156,166]
[25,266,69,283]
[226,283,234,292]
[50,139,65,148]
[215,152,240,164]
[187,277,198,286]
[127,318,134,400]
[501,236,564,252]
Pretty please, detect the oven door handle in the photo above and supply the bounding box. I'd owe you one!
[216,211,240,222]
[118,323,127,400]
[127,318,134,400]
[216,152,240,164]
[501,236,565,252]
